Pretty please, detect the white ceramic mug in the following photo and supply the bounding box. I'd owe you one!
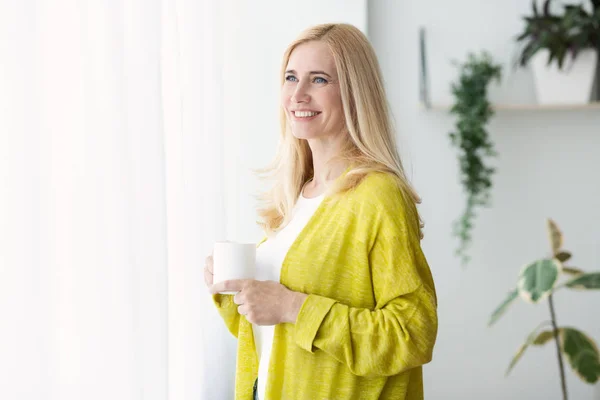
[212,241,256,294]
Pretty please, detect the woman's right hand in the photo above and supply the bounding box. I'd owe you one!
[204,254,214,289]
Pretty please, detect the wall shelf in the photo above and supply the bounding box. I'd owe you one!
[418,27,600,112]
[419,101,600,111]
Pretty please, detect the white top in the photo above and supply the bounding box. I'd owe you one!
[252,188,324,399]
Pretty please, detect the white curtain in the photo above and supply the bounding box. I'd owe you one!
[1,1,366,399]
[0,0,233,399]
[162,0,238,399]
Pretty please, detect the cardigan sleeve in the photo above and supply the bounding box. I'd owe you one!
[212,294,241,338]
[292,186,438,377]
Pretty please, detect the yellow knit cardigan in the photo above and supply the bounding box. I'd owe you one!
[212,172,438,400]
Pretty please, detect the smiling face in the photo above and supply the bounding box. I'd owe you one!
[281,41,346,141]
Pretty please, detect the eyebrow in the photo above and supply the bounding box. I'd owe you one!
[285,69,333,78]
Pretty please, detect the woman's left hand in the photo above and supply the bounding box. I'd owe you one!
[209,279,308,326]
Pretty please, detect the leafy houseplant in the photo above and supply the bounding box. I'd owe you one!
[516,0,600,69]
[516,0,600,103]
[489,219,600,400]
[449,52,502,266]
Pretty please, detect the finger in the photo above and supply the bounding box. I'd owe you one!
[233,291,244,305]
[237,305,248,315]
[204,266,213,287]
[205,255,213,273]
[209,279,249,294]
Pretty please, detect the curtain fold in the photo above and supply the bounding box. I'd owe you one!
[0,1,365,399]
[162,1,236,398]
[1,0,173,398]
[0,0,233,397]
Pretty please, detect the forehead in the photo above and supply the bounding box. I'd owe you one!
[286,41,336,76]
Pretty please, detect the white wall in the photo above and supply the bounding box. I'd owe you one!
[368,1,600,399]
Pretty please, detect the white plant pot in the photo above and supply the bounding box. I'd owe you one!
[530,49,598,105]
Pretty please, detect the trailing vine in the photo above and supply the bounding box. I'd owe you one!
[449,52,502,266]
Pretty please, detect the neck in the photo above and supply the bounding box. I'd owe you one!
[307,134,348,186]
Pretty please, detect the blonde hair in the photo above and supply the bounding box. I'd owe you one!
[257,23,423,237]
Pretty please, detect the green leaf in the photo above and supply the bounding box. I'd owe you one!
[488,288,519,326]
[543,0,551,17]
[565,272,600,290]
[557,46,567,70]
[533,329,557,345]
[574,351,600,384]
[547,219,563,255]
[518,259,560,303]
[555,251,571,262]
[516,31,530,41]
[506,322,551,376]
[560,328,600,384]
[506,332,537,376]
[562,266,584,275]
[507,343,529,376]
[547,50,556,67]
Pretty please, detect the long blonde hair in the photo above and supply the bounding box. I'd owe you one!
[257,23,423,237]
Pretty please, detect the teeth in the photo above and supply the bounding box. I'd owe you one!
[294,111,319,118]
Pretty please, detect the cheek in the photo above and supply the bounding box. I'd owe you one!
[322,90,342,113]
[325,97,343,120]
[328,103,345,128]
[281,86,293,104]
[281,96,292,111]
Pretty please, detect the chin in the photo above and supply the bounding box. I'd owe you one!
[291,130,320,140]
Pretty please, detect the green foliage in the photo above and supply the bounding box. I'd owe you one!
[564,271,600,289]
[505,322,555,377]
[560,328,600,383]
[449,52,502,266]
[488,288,518,327]
[489,219,600,395]
[516,0,600,69]
[517,259,560,302]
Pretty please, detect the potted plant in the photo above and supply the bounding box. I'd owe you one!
[489,219,600,400]
[449,52,502,267]
[516,0,600,104]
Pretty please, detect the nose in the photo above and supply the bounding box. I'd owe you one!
[291,81,310,103]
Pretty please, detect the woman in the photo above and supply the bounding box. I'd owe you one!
[204,23,438,400]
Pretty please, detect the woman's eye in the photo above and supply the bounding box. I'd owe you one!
[285,75,327,84]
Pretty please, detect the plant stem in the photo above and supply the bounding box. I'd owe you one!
[548,293,568,400]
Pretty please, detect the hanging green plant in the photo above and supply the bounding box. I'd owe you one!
[449,52,502,266]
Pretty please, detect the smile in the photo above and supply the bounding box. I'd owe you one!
[292,111,322,120]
